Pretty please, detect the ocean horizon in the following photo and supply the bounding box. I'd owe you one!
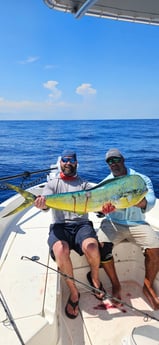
[0,119,159,203]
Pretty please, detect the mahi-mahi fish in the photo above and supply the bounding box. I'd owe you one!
[3,174,147,217]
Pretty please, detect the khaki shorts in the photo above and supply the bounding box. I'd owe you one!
[97,219,159,252]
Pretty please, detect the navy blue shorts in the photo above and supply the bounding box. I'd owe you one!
[48,221,97,258]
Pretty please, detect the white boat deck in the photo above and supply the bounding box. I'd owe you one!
[0,203,59,345]
[59,239,159,345]
[60,280,159,345]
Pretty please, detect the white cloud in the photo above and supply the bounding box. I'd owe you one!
[0,98,39,112]
[43,80,62,100]
[0,80,97,119]
[76,83,97,96]
[44,64,58,70]
[0,97,72,114]
[18,56,39,64]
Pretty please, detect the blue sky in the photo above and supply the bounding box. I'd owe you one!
[0,1,159,120]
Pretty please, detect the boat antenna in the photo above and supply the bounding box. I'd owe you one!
[0,290,25,345]
[21,255,159,322]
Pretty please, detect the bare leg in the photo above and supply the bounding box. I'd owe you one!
[143,248,159,310]
[102,258,121,302]
[53,241,79,317]
[82,238,105,299]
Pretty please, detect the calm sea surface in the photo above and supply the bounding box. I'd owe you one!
[0,119,159,203]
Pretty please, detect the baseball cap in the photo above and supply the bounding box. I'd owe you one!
[61,150,77,161]
[105,148,123,162]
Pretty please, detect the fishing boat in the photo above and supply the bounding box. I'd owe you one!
[1,1,159,344]
[0,156,159,345]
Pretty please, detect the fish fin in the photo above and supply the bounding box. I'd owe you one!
[2,183,36,217]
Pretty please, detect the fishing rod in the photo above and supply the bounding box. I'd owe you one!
[0,167,58,182]
[21,255,159,322]
[0,290,25,345]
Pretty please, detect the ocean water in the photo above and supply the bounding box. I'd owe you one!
[0,119,159,203]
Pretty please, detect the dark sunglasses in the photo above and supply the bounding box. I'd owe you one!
[61,157,76,163]
[107,157,122,165]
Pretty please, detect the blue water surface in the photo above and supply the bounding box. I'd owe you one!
[0,119,159,203]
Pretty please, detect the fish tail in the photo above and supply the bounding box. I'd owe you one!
[2,183,36,217]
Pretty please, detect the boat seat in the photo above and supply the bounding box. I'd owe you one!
[125,323,159,345]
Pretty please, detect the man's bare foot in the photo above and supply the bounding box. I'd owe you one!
[143,283,159,310]
[112,284,122,306]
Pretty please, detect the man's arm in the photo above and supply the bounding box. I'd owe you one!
[136,174,156,212]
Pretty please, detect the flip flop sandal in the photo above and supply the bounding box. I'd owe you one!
[87,271,106,300]
[65,293,80,319]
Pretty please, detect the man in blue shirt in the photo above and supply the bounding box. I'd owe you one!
[98,148,159,310]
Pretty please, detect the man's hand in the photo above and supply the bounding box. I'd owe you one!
[34,195,47,210]
[102,202,116,214]
[135,197,147,210]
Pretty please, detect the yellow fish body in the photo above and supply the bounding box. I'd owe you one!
[3,174,147,217]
